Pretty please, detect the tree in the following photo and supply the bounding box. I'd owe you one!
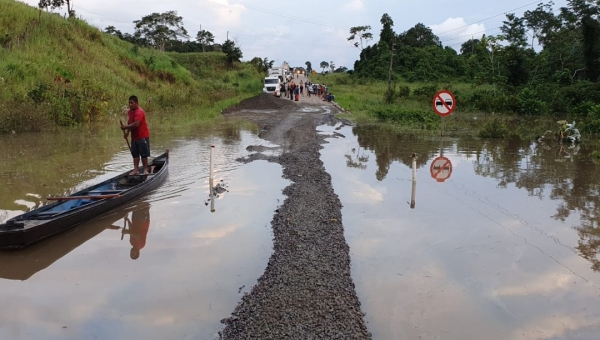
[330,61,335,73]
[305,61,312,73]
[582,16,600,82]
[320,61,329,73]
[398,23,440,48]
[104,26,124,40]
[264,57,275,70]
[222,40,243,65]
[38,0,74,17]
[347,25,373,50]
[524,2,560,47]
[379,13,395,48]
[195,30,215,52]
[481,34,505,86]
[134,11,189,52]
[334,66,348,73]
[501,13,528,48]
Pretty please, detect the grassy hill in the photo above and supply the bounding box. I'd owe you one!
[0,0,263,133]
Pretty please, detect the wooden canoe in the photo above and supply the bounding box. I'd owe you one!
[0,151,168,249]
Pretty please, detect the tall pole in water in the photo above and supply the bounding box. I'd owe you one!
[410,153,417,209]
[210,145,215,212]
[210,145,215,181]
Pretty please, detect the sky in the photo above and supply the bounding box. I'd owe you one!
[19,0,569,70]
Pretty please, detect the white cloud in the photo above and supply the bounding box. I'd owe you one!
[207,0,246,28]
[430,17,486,48]
[342,0,365,12]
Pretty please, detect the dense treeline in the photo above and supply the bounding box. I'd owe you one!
[351,0,600,132]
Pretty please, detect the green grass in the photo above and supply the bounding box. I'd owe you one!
[311,73,551,138]
[0,0,263,133]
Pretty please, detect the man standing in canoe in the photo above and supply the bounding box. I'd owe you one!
[121,95,151,175]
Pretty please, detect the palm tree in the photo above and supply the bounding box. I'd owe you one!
[196,30,215,52]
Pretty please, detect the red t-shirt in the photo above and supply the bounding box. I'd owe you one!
[128,107,150,140]
[129,221,150,250]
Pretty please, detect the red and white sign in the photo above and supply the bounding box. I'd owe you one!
[432,90,456,117]
[430,156,453,182]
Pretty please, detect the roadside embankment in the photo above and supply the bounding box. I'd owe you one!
[0,0,262,134]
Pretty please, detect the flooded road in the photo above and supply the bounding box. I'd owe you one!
[0,120,288,340]
[319,124,600,340]
[2,114,600,340]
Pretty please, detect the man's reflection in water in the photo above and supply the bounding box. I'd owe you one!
[122,202,151,260]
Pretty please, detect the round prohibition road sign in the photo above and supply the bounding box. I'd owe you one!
[430,156,453,182]
[432,90,456,117]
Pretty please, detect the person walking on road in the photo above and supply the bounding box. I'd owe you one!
[121,95,150,175]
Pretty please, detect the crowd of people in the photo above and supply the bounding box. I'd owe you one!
[279,76,334,102]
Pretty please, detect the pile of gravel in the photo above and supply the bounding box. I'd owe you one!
[220,112,371,340]
[222,93,297,114]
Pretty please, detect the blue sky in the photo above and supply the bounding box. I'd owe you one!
[20,0,569,69]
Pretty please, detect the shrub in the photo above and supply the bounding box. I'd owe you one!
[478,118,508,138]
[581,104,600,133]
[397,85,410,98]
[384,87,395,104]
[372,106,439,129]
[518,88,547,115]
[28,82,51,103]
[413,84,438,98]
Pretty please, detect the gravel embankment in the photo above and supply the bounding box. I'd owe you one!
[220,94,371,339]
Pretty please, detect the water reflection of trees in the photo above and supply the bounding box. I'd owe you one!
[352,126,441,181]
[467,136,600,272]
[345,147,369,170]
[352,124,600,272]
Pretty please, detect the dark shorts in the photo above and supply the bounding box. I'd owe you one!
[131,138,150,158]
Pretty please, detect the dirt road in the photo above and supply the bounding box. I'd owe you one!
[220,93,370,339]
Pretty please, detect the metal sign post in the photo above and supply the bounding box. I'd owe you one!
[432,90,456,137]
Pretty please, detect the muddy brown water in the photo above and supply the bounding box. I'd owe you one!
[0,120,286,340]
[319,124,600,340]
[1,117,599,339]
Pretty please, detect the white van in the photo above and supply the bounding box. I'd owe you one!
[263,76,282,97]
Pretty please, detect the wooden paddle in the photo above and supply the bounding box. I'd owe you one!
[119,119,131,150]
[47,194,121,201]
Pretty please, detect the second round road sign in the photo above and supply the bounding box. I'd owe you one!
[432,90,456,117]
[430,156,453,182]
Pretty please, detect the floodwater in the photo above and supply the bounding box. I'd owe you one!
[0,120,287,340]
[2,118,600,340]
[319,124,600,340]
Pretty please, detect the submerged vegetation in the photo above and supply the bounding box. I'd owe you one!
[0,0,263,133]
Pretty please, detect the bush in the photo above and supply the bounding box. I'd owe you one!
[413,84,438,98]
[581,104,600,133]
[372,106,439,129]
[518,88,547,115]
[552,81,600,114]
[384,87,395,104]
[397,85,410,98]
[478,118,508,138]
[465,89,517,113]
[28,82,51,103]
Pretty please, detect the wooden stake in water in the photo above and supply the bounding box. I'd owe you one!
[210,145,215,181]
[210,145,215,212]
[209,178,216,213]
[410,153,417,209]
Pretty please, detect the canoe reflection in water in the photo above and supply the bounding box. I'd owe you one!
[0,201,151,281]
[120,201,151,260]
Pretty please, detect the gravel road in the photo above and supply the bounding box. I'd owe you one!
[219,93,371,339]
